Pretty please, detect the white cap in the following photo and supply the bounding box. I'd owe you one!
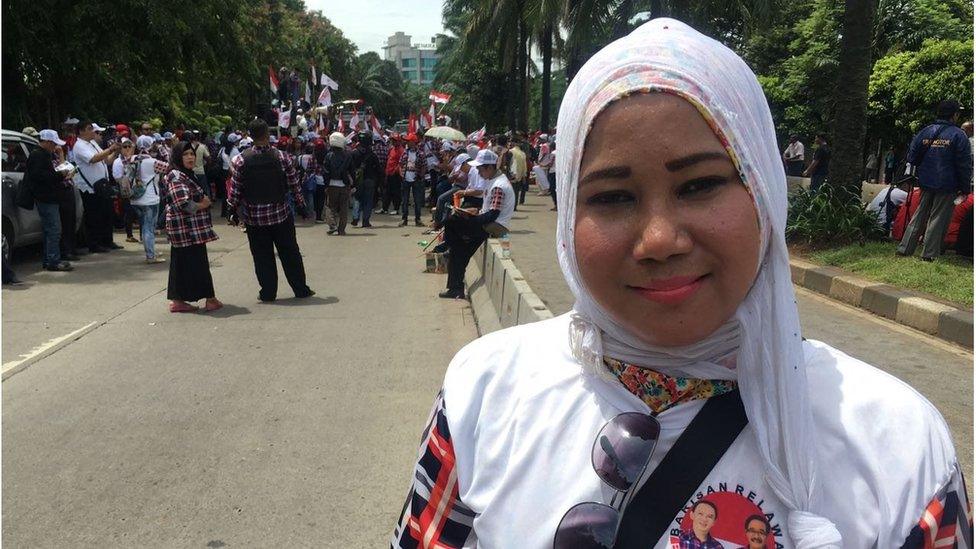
[467,148,499,167]
[21,127,39,138]
[466,144,480,158]
[329,132,346,148]
[136,135,155,151]
[240,136,253,146]
[38,129,65,146]
[227,133,241,144]
[163,132,174,139]
[91,123,106,132]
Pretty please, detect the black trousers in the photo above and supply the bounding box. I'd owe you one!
[383,174,402,212]
[444,215,488,292]
[314,186,327,221]
[81,192,114,248]
[401,178,425,222]
[59,191,78,255]
[244,218,311,300]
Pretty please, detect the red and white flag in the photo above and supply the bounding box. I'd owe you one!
[419,102,434,129]
[268,66,279,95]
[304,81,311,104]
[317,115,326,132]
[369,114,382,138]
[466,125,486,141]
[349,108,360,131]
[408,113,417,136]
[338,116,345,134]
[428,90,451,104]
[318,86,333,107]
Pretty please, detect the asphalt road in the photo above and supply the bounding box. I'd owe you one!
[510,192,974,483]
[3,216,477,547]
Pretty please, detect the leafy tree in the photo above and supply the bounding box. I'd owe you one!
[868,39,974,146]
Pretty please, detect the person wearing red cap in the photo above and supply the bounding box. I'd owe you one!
[398,134,427,227]
[382,135,404,214]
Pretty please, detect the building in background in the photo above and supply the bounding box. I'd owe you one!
[383,32,442,86]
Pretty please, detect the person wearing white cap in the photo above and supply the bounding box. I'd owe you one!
[121,136,170,263]
[72,119,121,253]
[436,148,515,299]
[393,19,968,549]
[21,127,39,139]
[24,129,74,271]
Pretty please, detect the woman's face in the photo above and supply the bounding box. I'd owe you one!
[574,93,761,347]
[182,149,196,170]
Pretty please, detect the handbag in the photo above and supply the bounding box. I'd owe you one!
[76,168,117,200]
[15,177,34,210]
[614,388,748,548]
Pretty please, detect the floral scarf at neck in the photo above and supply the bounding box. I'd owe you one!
[604,357,737,415]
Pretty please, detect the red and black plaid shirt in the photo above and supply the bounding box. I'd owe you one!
[228,145,304,226]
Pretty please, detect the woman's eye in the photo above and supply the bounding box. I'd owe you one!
[586,191,635,205]
[678,177,727,198]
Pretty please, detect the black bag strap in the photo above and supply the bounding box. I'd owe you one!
[614,388,747,549]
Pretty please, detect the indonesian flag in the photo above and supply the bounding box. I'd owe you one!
[408,113,417,135]
[349,108,360,131]
[320,73,339,90]
[304,81,311,104]
[420,103,434,129]
[467,125,486,141]
[370,114,382,138]
[318,86,333,107]
[268,66,279,95]
[429,90,451,104]
[318,115,326,132]
[338,116,345,134]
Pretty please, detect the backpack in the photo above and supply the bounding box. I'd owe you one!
[124,155,156,200]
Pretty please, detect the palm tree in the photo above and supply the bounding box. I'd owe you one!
[827,0,878,196]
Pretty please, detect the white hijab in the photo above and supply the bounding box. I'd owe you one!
[555,18,841,548]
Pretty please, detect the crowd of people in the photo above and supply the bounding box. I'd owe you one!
[6,114,562,306]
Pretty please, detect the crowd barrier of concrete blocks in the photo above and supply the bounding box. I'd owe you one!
[465,238,554,335]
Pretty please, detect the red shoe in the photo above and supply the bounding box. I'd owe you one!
[203,298,223,312]
[169,301,199,313]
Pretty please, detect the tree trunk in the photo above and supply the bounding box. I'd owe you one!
[827,0,878,197]
[540,23,553,133]
[518,16,529,132]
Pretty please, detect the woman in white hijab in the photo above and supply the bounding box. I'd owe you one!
[391,19,968,549]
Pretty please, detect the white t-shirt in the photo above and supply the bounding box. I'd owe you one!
[404,151,419,182]
[466,169,487,193]
[429,313,964,548]
[479,173,516,229]
[867,187,908,227]
[72,138,109,193]
[784,141,805,161]
[131,157,162,206]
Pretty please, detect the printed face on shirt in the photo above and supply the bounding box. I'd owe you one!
[691,501,717,538]
[574,93,760,347]
[744,517,768,548]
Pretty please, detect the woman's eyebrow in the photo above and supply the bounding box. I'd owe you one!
[579,165,631,185]
[664,151,728,172]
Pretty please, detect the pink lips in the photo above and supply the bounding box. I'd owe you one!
[630,275,706,305]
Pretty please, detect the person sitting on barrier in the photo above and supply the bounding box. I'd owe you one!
[437,149,516,300]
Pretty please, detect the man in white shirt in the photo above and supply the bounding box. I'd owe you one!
[782,134,805,177]
[439,149,515,299]
[72,120,121,252]
[867,182,909,233]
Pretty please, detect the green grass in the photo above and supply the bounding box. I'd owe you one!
[802,241,974,307]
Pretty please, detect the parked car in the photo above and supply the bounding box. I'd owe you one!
[2,129,84,250]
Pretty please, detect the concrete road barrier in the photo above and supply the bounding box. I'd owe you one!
[465,238,554,335]
[790,259,973,349]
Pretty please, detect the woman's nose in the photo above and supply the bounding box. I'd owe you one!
[631,210,693,262]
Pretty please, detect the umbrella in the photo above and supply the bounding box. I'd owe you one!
[424,126,467,141]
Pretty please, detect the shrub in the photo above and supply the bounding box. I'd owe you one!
[786,184,885,245]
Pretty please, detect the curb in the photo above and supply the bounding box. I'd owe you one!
[790,258,973,349]
[465,239,554,335]
[1,321,100,381]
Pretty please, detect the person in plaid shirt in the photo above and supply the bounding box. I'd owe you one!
[227,118,314,303]
[162,141,222,313]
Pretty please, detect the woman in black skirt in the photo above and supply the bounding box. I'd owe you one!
[162,141,222,313]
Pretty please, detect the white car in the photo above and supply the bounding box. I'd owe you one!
[2,129,84,249]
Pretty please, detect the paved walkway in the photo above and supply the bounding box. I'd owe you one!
[3,215,477,547]
[509,192,974,480]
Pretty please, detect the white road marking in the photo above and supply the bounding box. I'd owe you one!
[2,321,99,381]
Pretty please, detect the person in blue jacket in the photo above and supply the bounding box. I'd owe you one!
[897,100,973,261]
